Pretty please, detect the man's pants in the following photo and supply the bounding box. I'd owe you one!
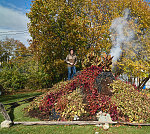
[68,66,76,80]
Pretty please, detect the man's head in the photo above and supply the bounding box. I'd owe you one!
[69,48,74,55]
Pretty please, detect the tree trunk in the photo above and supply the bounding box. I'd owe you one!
[0,103,11,121]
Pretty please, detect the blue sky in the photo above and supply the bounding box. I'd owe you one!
[0,0,32,47]
[0,0,149,47]
[0,0,32,13]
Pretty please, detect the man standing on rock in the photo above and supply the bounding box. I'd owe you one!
[66,48,77,80]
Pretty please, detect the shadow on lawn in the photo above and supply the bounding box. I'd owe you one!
[0,92,43,121]
[7,101,34,121]
[0,92,42,104]
[8,105,17,121]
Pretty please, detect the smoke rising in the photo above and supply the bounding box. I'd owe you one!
[110,8,135,65]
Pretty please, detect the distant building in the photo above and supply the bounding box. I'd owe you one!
[118,74,150,89]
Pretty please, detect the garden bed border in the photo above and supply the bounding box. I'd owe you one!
[13,121,150,126]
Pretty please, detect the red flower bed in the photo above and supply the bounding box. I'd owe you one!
[37,65,119,121]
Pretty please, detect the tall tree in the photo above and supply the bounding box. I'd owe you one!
[27,0,150,86]
[109,0,150,89]
[0,37,27,63]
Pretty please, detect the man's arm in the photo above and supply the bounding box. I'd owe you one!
[66,55,71,64]
[74,56,77,65]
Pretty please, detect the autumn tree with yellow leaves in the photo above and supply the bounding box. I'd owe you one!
[110,0,150,89]
[27,0,150,87]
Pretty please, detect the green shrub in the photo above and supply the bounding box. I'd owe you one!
[52,59,68,82]
[110,80,150,123]
[25,71,51,90]
[0,57,58,92]
[0,64,27,92]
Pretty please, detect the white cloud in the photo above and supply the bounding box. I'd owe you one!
[0,5,32,47]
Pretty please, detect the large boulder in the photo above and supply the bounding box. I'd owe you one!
[96,111,113,122]
[1,120,12,128]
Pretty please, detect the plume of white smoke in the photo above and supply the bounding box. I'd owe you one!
[110,8,135,65]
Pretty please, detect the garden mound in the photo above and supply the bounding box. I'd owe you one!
[24,65,150,123]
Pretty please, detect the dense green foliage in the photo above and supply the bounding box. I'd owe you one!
[0,56,51,92]
[0,64,27,92]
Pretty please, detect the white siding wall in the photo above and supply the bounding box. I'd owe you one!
[146,79,150,89]
[133,78,150,89]
[119,74,150,89]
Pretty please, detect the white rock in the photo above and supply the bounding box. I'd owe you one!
[73,115,79,120]
[1,120,12,128]
[96,112,113,122]
[103,123,109,130]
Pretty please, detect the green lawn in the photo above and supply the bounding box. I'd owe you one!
[0,92,150,134]
[0,92,42,104]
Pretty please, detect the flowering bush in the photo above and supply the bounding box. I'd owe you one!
[25,65,120,121]
[25,65,150,123]
[82,52,113,72]
[55,88,87,120]
[24,80,70,114]
[110,80,150,123]
[86,93,119,121]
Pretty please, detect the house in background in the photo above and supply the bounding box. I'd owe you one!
[118,74,150,89]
